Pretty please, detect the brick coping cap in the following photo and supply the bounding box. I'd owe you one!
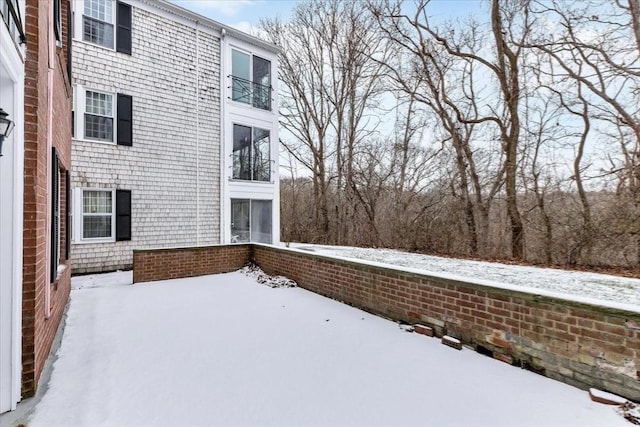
[258,245,640,316]
[133,243,250,253]
[133,243,640,316]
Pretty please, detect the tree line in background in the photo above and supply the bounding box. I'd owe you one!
[260,0,640,269]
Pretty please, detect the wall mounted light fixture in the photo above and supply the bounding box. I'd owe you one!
[0,108,16,157]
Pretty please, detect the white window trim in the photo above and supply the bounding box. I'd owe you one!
[73,0,116,50]
[73,188,116,244]
[230,123,272,183]
[230,46,272,110]
[230,198,273,244]
[73,84,118,145]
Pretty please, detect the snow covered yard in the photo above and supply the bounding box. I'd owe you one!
[291,244,640,307]
[28,271,629,427]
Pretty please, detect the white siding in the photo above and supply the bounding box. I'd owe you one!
[71,0,280,273]
[221,36,280,245]
[71,3,221,273]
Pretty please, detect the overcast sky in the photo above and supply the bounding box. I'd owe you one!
[170,0,484,34]
[170,0,297,33]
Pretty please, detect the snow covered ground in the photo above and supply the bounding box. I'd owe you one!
[290,244,640,308]
[28,271,629,426]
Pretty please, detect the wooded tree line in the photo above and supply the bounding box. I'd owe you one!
[260,0,640,269]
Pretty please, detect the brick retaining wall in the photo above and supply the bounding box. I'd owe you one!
[253,245,640,401]
[133,243,640,401]
[133,245,250,284]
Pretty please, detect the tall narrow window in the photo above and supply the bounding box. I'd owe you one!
[231,49,250,103]
[252,127,270,181]
[65,171,71,259]
[232,124,251,180]
[53,0,62,42]
[230,199,250,243]
[250,200,272,243]
[230,199,272,244]
[252,56,271,110]
[83,0,114,48]
[232,124,270,182]
[51,148,61,283]
[84,90,113,141]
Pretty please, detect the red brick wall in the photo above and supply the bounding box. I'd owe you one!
[22,0,73,397]
[130,243,640,400]
[252,246,640,401]
[133,245,251,283]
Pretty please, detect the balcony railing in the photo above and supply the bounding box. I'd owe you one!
[230,76,272,111]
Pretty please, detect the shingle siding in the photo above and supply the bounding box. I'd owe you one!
[72,5,221,273]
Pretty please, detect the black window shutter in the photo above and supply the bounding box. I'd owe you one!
[116,1,132,55]
[65,170,71,260]
[51,148,60,283]
[115,190,132,241]
[117,94,132,146]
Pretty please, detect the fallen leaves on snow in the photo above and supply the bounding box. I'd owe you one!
[239,263,298,288]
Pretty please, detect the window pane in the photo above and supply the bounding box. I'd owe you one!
[85,114,113,140]
[84,0,113,23]
[83,216,112,238]
[251,200,272,244]
[231,199,250,243]
[252,128,270,182]
[231,50,250,103]
[86,91,113,116]
[232,124,252,180]
[252,56,271,110]
[253,56,270,87]
[83,190,112,214]
[83,16,114,47]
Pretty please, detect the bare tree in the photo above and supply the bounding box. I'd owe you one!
[371,0,531,259]
[261,0,389,243]
[261,12,333,240]
[526,0,640,266]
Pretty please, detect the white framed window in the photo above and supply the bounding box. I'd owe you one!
[82,0,115,48]
[73,85,132,145]
[74,0,132,54]
[84,90,114,141]
[231,199,272,244]
[231,48,272,110]
[232,124,271,182]
[72,188,132,243]
[80,189,115,241]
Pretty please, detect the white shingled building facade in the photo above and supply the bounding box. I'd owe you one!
[71,0,280,273]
